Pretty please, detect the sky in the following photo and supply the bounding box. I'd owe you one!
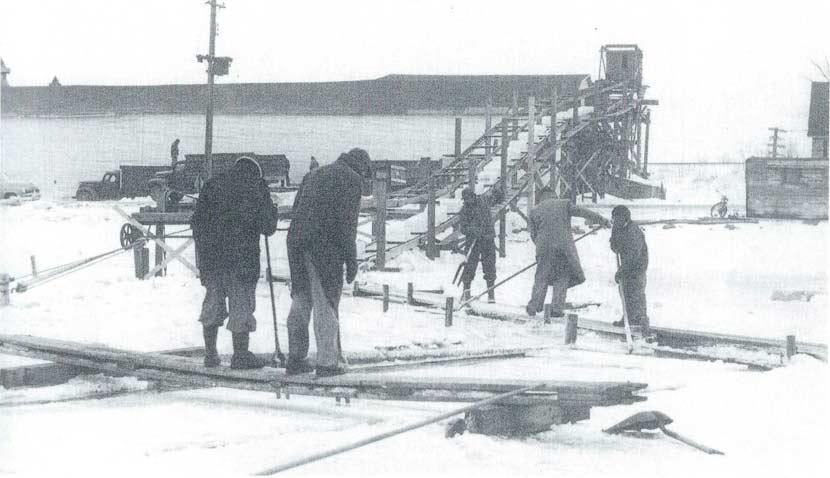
[0,0,828,161]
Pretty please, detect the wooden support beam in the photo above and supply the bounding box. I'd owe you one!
[407,282,414,305]
[427,174,437,260]
[382,284,390,312]
[499,118,509,258]
[526,95,536,217]
[373,169,388,270]
[445,297,454,327]
[565,314,579,345]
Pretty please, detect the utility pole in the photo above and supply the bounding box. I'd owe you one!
[197,0,231,180]
[768,127,787,158]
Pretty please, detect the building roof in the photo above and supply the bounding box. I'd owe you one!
[808,82,829,137]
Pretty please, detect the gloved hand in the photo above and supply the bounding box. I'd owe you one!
[603,218,613,228]
[346,261,357,284]
[614,271,623,284]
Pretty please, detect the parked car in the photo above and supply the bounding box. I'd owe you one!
[0,173,40,200]
[74,165,170,201]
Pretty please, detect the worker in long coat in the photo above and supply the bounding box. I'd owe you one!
[527,188,609,317]
[191,156,278,369]
[285,148,371,377]
[610,205,649,331]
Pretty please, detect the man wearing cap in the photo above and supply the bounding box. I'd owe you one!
[191,156,279,369]
[610,205,649,331]
[285,148,371,377]
[459,187,497,303]
[527,188,610,318]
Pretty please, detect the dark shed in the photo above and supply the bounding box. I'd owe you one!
[745,157,828,219]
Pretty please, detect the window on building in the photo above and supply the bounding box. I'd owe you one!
[782,168,802,185]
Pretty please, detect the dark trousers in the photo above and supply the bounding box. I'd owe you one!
[621,271,648,326]
[198,270,257,333]
[460,238,497,286]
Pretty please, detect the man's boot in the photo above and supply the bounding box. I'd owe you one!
[202,326,221,368]
[486,281,496,304]
[230,332,266,370]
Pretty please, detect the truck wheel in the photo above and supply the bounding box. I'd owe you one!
[76,188,97,201]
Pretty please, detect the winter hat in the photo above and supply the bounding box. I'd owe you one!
[343,148,372,179]
[611,205,631,222]
[234,155,263,178]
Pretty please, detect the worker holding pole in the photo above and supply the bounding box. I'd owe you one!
[526,187,610,318]
[609,205,649,333]
[191,157,278,369]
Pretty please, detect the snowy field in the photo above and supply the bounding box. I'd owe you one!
[0,198,828,477]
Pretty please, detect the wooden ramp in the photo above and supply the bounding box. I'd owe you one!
[0,334,645,412]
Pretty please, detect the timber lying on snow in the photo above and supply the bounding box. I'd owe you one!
[0,334,646,410]
[352,284,827,362]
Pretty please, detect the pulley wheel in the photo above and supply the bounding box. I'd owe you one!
[119,223,143,249]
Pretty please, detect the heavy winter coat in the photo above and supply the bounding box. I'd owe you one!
[529,198,606,289]
[610,221,649,279]
[287,156,363,306]
[191,169,278,284]
[459,197,495,241]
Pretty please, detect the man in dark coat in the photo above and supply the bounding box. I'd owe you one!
[308,155,319,172]
[285,148,371,377]
[459,188,497,303]
[527,188,610,317]
[191,156,278,369]
[610,205,649,331]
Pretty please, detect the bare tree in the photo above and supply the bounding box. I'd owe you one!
[811,56,830,82]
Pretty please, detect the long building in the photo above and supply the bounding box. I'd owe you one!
[0,74,590,117]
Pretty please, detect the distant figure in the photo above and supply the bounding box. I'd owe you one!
[170,138,180,166]
[526,188,610,318]
[190,156,278,370]
[610,205,649,331]
[285,148,372,377]
[459,188,497,303]
[308,155,319,172]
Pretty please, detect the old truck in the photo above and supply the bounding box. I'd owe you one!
[147,153,291,205]
[74,165,170,201]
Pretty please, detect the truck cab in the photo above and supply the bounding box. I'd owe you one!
[75,170,121,201]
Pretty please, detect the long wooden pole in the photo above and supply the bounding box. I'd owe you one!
[254,385,543,476]
[455,227,603,310]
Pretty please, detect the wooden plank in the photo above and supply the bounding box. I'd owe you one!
[0,335,646,407]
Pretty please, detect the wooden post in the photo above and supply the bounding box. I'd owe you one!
[29,255,37,278]
[499,118,509,258]
[454,118,462,160]
[484,96,492,166]
[550,88,559,197]
[527,96,536,217]
[543,304,552,324]
[511,89,519,140]
[133,246,149,279]
[445,297,454,327]
[565,314,579,344]
[0,273,10,307]
[643,114,650,175]
[427,173,437,260]
[383,284,390,313]
[407,282,414,305]
[373,169,388,270]
[154,224,166,277]
[786,335,797,359]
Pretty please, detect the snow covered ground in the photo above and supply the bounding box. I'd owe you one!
[0,197,827,477]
